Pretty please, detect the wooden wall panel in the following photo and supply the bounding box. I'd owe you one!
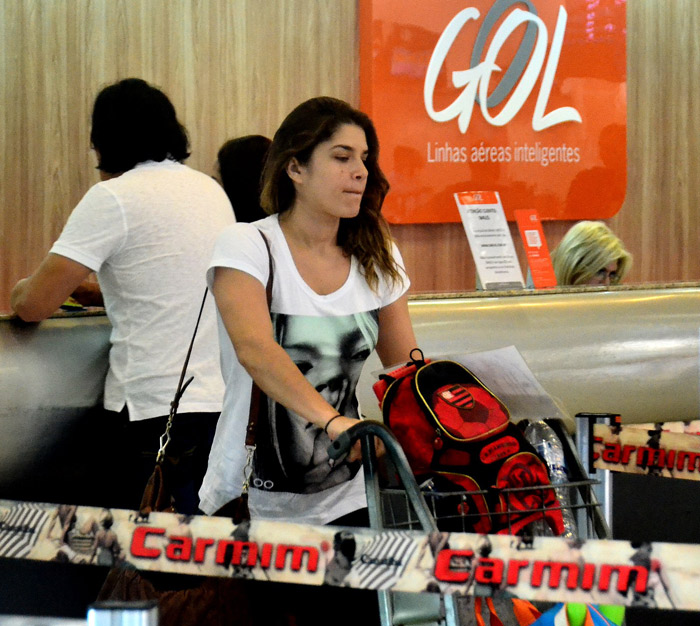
[2,0,700,310]
[615,0,700,285]
[0,0,359,312]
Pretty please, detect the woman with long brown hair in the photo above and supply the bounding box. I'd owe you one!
[199,97,417,527]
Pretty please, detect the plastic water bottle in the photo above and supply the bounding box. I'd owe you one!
[523,420,577,538]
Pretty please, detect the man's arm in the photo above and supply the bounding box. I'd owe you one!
[11,253,93,322]
[71,280,104,307]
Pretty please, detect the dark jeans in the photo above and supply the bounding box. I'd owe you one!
[103,408,219,514]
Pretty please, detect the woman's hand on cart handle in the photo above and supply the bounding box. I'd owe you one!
[325,415,363,461]
[327,418,386,462]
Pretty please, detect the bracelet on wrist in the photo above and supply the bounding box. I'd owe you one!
[324,413,343,435]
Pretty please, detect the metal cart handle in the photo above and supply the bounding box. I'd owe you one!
[328,420,438,533]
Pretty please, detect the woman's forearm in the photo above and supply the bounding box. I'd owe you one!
[236,337,341,429]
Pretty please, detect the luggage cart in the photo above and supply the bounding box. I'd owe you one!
[329,418,610,626]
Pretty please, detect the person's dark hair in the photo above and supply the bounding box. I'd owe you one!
[217,135,271,223]
[260,96,402,291]
[90,78,190,174]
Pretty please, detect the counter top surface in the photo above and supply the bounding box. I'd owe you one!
[408,281,700,301]
[3,282,700,321]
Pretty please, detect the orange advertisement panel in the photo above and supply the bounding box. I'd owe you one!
[359,0,627,223]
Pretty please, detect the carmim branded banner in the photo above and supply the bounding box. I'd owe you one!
[594,423,700,481]
[1,498,698,611]
[359,0,627,223]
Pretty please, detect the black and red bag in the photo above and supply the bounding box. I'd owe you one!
[373,350,565,536]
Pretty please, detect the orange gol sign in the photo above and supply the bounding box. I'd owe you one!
[360,0,627,224]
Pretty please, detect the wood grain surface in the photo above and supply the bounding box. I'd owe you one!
[1,0,698,310]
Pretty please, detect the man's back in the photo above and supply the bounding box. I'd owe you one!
[51,159,235,420]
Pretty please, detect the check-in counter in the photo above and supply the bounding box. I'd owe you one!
[0,310,111,504]
[3,283,700,505]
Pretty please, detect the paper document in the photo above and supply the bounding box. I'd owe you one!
[455,191,525,290]
[371,345,567,424]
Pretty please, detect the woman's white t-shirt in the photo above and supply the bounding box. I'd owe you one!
[199,215,409,524]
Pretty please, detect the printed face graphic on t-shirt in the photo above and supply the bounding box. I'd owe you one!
[253,311,378,494]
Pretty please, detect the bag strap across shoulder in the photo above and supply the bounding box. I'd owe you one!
[245,229,273,446]
[159,228,274,459]
[156,287,210,463]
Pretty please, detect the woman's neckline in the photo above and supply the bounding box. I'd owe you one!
[272,215,354,298]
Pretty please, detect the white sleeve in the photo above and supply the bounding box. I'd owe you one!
[49,184,127,272]
[380,241,411,307]
[206,223,270,289]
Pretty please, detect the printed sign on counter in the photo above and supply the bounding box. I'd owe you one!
[515,209,557,289]
[455,191,524,290]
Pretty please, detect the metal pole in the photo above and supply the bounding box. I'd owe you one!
[575,412,617,538]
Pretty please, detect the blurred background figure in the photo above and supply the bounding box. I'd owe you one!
[216,134,271,223]
[551,220,632,287]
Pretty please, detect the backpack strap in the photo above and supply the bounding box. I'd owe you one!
[409,347,427,367]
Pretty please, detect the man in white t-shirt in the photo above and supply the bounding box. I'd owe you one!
[11,78,235,513]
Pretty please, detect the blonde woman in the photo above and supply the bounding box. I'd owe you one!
[551,221,632,286]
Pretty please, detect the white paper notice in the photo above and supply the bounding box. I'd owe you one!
[445,346,568,423]
[455,190,524,289]
[371,345,568,424]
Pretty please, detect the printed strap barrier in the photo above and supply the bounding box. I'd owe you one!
[593,423,700,481]
[0,498,697,611]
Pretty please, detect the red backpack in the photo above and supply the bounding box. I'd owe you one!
[373,350,564,536]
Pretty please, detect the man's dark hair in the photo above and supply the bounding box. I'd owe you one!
[90,78,190,174]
